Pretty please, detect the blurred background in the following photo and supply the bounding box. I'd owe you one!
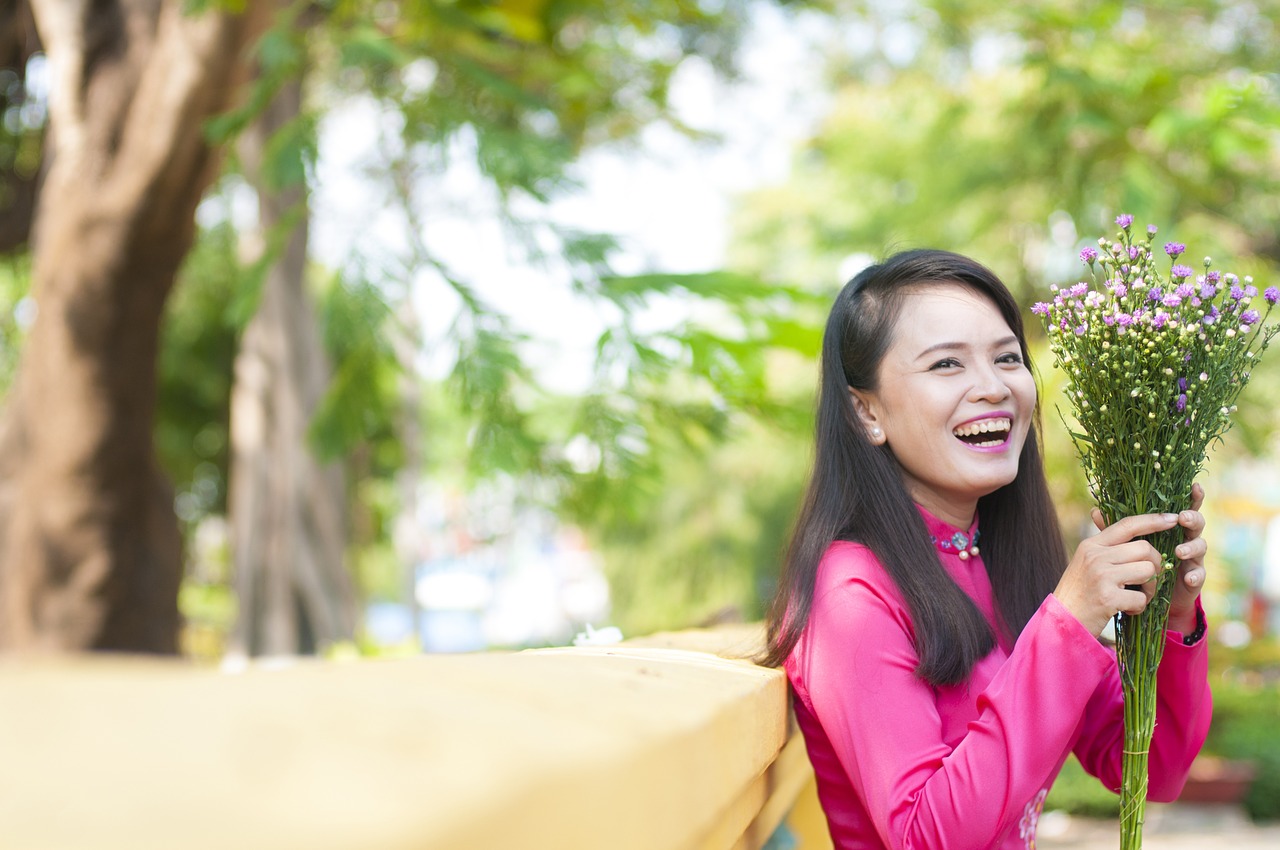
[1,0,1279,819]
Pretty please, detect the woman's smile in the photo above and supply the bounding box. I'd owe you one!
[952,414,1014,449]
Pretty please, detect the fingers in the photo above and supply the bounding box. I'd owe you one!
[1175,537,1206,563]
[1066,488,1209,636]
[1179,566,1207,591]
[1094,511,1179,545]
[1091,508,1108,533]
[1118,585,1153,615]
[1108,540,1165,575]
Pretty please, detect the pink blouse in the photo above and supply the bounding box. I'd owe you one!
[784,509,1212,850]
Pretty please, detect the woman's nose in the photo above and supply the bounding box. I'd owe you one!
[968,368,1012,402]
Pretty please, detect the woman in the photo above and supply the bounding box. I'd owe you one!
[763,250,1211,849]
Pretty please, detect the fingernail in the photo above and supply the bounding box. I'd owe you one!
[1163,513,1178,522]
[1176,546,1188,558]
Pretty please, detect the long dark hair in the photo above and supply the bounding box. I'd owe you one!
[761,249,1067,686]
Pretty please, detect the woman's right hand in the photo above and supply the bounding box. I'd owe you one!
[1052,512,1180,637]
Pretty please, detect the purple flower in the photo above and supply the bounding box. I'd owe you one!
[1165,242,1186,258]
[1231,285,1246,300]
[1176,393,1188,412]
[1129,246,1141,260]
[1162,293,1183,307]
[1245,285,1258,298]
[1116,214,1134,229]
[1148,288,1163,302]
[1200,283,1218,299]
[1103,314,1116,326]
[1178,377,1188,392]
[1170,264,1194,279]
[1241,310,1261,325]
[1153,313,1169,329]
[1206,271,1221,283]
[1031,302,1051,316]
[1148,224,1159,235]
[1117,313,1134,327]
[1113,282,1128,298]
[1068,282,1089,298]
[1080,247,1099,264]
[1074,324,1088,336]
[1265,286,1280,304]
[1175,283,1195,298]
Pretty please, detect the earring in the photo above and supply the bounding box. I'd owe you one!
[871,427,882,438]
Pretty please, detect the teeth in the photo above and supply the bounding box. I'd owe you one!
[953,417,1011,438]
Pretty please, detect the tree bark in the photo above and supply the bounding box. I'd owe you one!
[0,0,273,652]
[227,68,355,658]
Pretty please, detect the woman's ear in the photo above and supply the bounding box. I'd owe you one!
[848,387,886,445]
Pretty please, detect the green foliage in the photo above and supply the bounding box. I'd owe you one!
[586,412,810,634]
[170,0,834,645]
[1205,640,1280,821]
[157,220,243,524]
[1205,679,1280,821]
[1045,755,1121,818]
[157,214,404,529]
[735,0,1280,304]
[309,271,402,470]
[0,253,31,393]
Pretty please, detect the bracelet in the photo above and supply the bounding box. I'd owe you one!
[1181,606,1207,646]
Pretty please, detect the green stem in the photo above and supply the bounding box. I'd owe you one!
[1115,530,1178,850]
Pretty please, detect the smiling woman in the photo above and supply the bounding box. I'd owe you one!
[761,249,1213,850]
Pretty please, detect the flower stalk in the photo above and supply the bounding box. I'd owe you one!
[1033,216,1278,848]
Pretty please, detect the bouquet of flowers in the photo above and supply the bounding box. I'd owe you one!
[1033,215,1278,848]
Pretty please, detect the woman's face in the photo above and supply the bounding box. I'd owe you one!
[851,283,1037,528]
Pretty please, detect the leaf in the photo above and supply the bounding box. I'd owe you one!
[338,26,410,71]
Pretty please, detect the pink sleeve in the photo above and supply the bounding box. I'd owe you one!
[801,568,1114,850]
[1072,601,1213,800]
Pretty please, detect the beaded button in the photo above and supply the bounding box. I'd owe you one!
[931,529,981,560]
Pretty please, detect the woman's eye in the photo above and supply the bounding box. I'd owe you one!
[929,358,961,370]
[997,352,1024,365]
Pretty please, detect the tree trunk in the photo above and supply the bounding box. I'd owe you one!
[227,69,355,658]
[0,0,273,652]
